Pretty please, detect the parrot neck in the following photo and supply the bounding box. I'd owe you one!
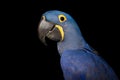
[57,26,91,55]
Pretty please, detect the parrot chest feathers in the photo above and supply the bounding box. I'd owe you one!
[60,49,118,80]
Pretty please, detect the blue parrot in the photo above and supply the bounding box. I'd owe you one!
[38,10,119,80]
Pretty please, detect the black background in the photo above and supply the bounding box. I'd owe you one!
[3,0,119,79]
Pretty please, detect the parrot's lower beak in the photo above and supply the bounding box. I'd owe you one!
[38,16,64,45]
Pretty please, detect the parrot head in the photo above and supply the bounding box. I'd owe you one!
[38,10,82,45]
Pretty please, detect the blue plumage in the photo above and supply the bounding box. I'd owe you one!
[38,10,119,80]
[61,49,118,80]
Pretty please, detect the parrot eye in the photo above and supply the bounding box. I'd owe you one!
[58,14,67,22]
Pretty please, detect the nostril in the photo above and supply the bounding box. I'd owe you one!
[41,16,45,20]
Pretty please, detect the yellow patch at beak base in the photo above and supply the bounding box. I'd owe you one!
[55,25,64,41]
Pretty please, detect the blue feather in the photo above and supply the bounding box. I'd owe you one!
[61,49,118,80]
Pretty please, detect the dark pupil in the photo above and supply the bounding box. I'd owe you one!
[60,17,64,21]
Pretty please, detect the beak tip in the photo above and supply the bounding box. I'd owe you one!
[43,40,47,46]
[39,37,48,46]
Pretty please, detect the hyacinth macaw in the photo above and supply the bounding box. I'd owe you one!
[38,10,119,80]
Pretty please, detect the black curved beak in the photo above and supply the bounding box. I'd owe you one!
[38,16,64,45]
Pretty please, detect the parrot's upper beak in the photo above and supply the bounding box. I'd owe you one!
[38,16,64,45]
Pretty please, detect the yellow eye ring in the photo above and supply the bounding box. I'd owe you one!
[58,14,67,22]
